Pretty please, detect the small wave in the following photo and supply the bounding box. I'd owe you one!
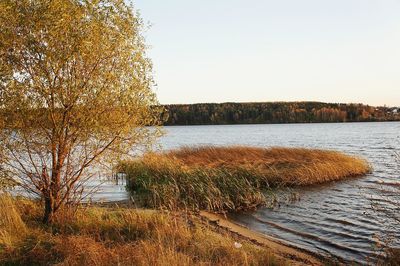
[324,217,355,226]
[260,214,380,243]
[366,180,400,187]
[252,216,375,256]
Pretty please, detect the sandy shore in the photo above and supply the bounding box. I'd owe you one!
[200,211,323,266]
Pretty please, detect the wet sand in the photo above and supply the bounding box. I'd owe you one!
[200,211,324,266]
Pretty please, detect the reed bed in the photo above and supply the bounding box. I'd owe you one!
[120,146,370,212]
[0,195,283,266]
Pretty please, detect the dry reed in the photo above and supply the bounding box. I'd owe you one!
[120,146,371,212]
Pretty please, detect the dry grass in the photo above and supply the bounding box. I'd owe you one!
[0,193,27,248]
[119,146,370,212]
[380,248,400,266]
[0,195,284,266]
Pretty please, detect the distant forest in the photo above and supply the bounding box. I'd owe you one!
[160,102,400,125]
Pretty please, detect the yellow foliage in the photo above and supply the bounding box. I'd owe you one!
[0,0,163,222]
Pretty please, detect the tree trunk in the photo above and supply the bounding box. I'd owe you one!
[43,196,54,224]
[42,150,64,224]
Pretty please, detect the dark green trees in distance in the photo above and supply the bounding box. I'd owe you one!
[161,102,400,125]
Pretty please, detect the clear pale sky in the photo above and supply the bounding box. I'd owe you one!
[133,0,400,106]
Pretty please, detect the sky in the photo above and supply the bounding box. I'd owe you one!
[133,0,400,106]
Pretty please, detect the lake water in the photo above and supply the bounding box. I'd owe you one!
[100,122,400,264]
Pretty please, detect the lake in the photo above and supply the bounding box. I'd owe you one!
[99,122,400,264]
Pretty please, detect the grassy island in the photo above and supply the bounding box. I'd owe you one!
[119,146,371,212]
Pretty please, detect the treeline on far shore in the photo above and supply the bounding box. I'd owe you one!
[160,101,400,125]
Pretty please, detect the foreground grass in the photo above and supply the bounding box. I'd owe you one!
[0,194,283,266]
[119,146,371,212]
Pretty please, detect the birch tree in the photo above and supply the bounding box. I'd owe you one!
[0,0,162,223]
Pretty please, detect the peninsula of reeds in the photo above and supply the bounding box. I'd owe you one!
[119,146,371,212]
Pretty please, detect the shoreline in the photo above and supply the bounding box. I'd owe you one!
[199,211,324,266]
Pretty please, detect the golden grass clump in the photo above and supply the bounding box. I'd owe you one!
[119,146,370,212]
[0,194,27,247]
[167,146,370,185]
